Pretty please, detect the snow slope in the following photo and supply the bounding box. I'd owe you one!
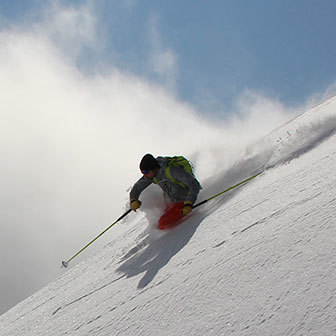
[1,97,336,336]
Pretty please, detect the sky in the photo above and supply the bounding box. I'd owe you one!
[1,0,336,315]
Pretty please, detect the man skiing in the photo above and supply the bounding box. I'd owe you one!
[130,154,202,229]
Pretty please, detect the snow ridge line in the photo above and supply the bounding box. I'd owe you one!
[52,274,126,316]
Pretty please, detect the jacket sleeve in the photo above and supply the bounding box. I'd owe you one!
[169,166,202,204]
[130,176,153,201]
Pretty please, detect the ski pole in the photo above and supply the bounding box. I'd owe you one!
[61,209,132,268]
[193,172,262,209]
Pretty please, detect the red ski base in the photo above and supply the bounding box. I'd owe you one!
[158,202,186,230]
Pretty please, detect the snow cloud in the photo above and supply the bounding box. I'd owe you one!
[38,1,97,59]
[0,1,303,315]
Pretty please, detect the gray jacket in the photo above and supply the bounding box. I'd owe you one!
[130,157,201,204]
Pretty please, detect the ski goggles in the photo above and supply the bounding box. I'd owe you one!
[141,169,150,175]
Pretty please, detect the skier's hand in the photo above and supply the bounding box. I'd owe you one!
[181,201,193,216]
[130,199,142,211]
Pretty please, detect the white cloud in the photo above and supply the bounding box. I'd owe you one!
[147,14,178,91]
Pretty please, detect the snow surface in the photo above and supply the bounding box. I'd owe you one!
[1,96,336,335]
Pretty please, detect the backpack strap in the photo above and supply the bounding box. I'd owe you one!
[165,165,187,188]
[153,165,187,188]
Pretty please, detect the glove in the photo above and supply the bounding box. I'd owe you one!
[130,199,142,211]
[181,201,193,216]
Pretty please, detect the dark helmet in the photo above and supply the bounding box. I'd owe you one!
[140,154,160,172]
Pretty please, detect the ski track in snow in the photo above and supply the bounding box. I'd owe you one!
[1,96,336,335]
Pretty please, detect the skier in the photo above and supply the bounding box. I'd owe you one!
[130,154,202,229]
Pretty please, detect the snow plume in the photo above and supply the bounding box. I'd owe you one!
[199,93,336,205]
[1,1,335,316]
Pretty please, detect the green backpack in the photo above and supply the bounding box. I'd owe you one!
[153,156,194,188]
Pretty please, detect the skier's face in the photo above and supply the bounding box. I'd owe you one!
[142,169,157,179]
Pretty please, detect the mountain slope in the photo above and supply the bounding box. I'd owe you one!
[1,97,336,336]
